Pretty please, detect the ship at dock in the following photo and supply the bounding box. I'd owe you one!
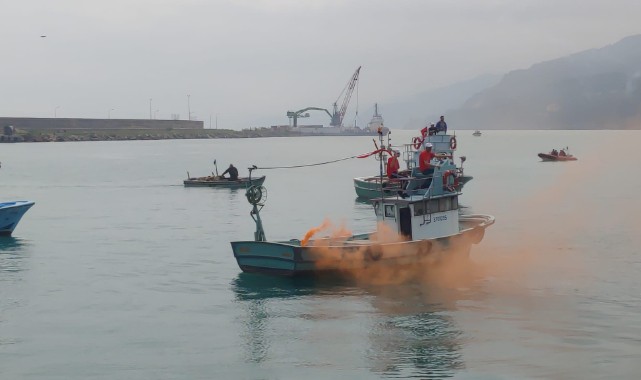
[285,67,389,136]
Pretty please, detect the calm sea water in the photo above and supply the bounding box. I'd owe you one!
[1,130,640,379]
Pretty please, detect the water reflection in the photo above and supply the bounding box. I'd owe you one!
[0,237,29,274]
[231,274,357,364]
[365,284,466,379]
[232,273,475,378]
[231,273,325,301]
[354,197,371,205]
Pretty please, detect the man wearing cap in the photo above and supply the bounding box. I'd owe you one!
[435,115,447,134]
[419,143,437,176]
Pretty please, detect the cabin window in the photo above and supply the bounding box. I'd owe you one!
[440,197,451,212]
[414,202,424,216]
[430,199,439,213]
[414,197,458,216]
[385,205,396,218]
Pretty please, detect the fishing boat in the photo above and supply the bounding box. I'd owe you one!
[184,161,266,188]
[230,164,494,277]
[473,130,482,136]
[0,201,35,236]
[538,147,577,162]
[184,175,266,188]
[353,131,472,199]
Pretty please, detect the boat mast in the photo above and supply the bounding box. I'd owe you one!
[378,127,385,202]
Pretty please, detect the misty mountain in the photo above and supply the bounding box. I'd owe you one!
[448,34,641,130]
[379,74,501,130]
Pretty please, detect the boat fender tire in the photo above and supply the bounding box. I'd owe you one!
[450,136,457,150]
[470,228,484,244]
[365,245,383,261]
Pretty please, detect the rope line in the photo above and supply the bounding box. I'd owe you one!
[255,155,358,170]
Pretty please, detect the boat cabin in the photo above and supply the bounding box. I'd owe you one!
[372,169,460,241]
[401,132,458,172]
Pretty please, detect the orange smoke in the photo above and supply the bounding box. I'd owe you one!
[300,219,481,287]
[300,219,332,246]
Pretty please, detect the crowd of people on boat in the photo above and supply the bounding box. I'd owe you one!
[550,149,567,157]
[384,114,452,181]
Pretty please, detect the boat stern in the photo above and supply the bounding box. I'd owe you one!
[230,240,310,276]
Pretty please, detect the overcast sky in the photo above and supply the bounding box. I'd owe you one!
[1,0,640,129]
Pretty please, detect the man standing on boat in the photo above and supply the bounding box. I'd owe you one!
[221,164,239,181]
[435,115,447,134]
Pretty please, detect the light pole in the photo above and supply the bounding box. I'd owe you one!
[149,98,152,120]
[54,106,60,118]
[187,94,191,121]
[108,108,115,119]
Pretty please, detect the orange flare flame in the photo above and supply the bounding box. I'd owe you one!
[300,219,332,246]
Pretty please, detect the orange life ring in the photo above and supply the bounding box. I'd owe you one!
[449,136,457,150]
[412,136,423,150]
[442,170,460,190]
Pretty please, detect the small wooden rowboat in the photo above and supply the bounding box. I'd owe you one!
[183,175,266,188]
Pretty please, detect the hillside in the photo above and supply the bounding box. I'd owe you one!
[382,74,500,130]
[448,34,641,130]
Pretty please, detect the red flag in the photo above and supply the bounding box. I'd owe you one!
[356,148,392,159]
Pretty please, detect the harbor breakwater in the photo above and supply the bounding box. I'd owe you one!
[0,117,294,142]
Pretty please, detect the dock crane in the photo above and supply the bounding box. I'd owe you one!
[330,66,360,127]
[286,107,332,128]
[286,66,361,128]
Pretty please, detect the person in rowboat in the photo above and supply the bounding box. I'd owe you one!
[221,164,239,181]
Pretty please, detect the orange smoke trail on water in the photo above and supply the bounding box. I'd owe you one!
[462,133,635,298]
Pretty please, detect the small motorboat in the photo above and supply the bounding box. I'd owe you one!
[0,200,35,236]
[473,130,482,136]
[538,147,577,162]
[184,175,266,188]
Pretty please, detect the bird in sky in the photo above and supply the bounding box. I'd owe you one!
[40,35,47,38]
